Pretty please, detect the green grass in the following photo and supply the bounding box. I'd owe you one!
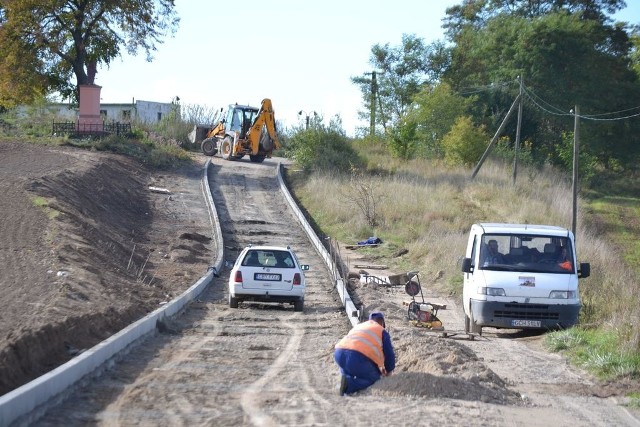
[31,196,60,219]
[586,196,640,272]
[81,135,192,169]
[627,393,640,408]
[546,328,640,380]
[1,107,194,170]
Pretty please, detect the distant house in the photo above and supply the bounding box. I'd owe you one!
[20,99,178,123]
[100,100,178,123]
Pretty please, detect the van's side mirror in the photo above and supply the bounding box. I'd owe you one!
[579,262,590,278]
[301,265,310,271]
[461,257,473,273]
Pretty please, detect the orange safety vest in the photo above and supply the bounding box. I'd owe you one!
[335,320,385,368]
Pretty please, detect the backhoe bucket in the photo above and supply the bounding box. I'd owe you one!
[189,125,213,144]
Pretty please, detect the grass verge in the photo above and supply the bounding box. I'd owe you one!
[546,328,640,380]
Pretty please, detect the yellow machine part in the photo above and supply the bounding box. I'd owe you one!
[410,320,444,329]
[238,98,280,157]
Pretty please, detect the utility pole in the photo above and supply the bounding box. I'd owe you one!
[572,106,580,238]
[364,71,382,136]
[513,76,524,184]
[370,71,377,136]
[298,110,316,130]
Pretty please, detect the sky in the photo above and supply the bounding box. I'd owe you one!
[94,1,640,137]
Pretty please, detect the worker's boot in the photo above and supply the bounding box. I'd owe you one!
[339,375,348,396]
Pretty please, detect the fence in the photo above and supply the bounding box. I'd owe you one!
[52,121,132,137]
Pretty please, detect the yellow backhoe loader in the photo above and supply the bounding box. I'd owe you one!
[190,99,279,163]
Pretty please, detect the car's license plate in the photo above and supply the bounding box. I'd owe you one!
[511,319,541,327]
[255,273,281,281]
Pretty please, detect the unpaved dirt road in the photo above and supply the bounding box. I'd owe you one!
[24,155,640,426]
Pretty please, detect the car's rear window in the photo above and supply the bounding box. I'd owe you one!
[242,250,295,268]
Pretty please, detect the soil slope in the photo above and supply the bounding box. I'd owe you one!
[0,141,213,395]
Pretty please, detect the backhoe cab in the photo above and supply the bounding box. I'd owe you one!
[196,99,279,163]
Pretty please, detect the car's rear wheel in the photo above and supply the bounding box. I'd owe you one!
[294,298,304,312]
[229,295,239,308]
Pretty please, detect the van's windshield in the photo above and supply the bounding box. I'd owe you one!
[479,234,574,274]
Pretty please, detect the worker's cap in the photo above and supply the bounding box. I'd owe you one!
[369,312,386,328]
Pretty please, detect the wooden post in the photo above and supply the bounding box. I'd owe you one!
[370,71,377,136]
[513,76,524,184]
[471,94,521,179]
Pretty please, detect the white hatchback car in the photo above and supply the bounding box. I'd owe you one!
[228,245,309,311]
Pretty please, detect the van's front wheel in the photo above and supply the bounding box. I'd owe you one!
[469,306,483,336]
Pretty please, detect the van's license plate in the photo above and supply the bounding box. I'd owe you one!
[511,319,541,327]
[255,273,281,281]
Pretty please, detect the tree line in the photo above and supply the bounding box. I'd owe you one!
[352,0,640,180]
[1,0,638,181]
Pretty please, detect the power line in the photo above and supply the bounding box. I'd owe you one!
[522,83,568,114]
[521,86,573,117]
[521,84,640,121]
[580,105,640,117]
[447,77,640,122]
[579,111,640,121]
[457,80,515,95]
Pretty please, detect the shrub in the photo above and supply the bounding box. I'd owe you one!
[441,116,488,167]
[284,118,364,172]
[387,121,419,160]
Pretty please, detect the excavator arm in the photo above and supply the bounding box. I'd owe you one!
[245,98,280,155]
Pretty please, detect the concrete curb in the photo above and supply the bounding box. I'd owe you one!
[0,159,224,427]
[275,162,360,327]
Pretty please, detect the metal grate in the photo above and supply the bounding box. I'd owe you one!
[494,303,560,320]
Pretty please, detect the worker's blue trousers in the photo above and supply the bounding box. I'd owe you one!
[334,348,381,395]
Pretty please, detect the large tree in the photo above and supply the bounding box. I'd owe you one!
[0,0,179,107]
[352,34,447,135]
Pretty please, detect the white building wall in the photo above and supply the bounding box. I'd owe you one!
[134,100,176,123]
[99,104,135,122]
[17,100,177,123]
[16,104,77,120]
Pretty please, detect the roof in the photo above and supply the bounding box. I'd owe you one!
[475,223,571,237]
[229,104,258,112]
[244,245,293,251]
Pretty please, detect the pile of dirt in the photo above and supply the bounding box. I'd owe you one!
[330,269,522,406]
[370,333,521,404]
[0,142,212,395]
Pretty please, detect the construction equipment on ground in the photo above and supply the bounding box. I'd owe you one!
[189,99,280,163]
[404,271,445,329]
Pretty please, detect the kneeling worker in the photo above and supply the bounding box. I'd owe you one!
[334,312,396,395]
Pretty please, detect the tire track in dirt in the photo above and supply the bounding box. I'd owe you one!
[239,316,304,427]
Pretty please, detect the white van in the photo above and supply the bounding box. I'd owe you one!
[461,223,590,335]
